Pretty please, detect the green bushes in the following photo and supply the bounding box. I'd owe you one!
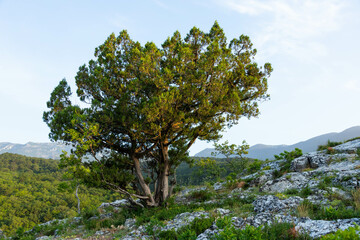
[317,140,343,152]
[156,217,215,240]
[297,200,360,220]
[273,148,303,178]
[321,225,360,240]
[215,221,310,240]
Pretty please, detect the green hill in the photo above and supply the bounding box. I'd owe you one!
[0,153,118,235]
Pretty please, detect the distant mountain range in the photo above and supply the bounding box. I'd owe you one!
[1,126,360,160]
[194,126,360,160]
[0,142,72,159]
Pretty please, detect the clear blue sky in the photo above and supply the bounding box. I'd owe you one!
[1,0,359,155]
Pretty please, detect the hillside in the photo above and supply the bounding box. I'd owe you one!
[0,153,118,235]
[4,138,360,239]
[195,126,360,159]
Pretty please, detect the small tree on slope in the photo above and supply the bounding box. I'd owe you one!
[43,21,272,207]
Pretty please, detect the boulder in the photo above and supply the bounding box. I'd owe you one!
[290,152,330,172]
[260,172,308,193]
[333,139,360,153]
[98,199,131,209]
[296,218,360,239]
[213,182,225,191]
[253,195,303,213]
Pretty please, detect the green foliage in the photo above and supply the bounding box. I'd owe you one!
[246,159,262,174]
[317,140,343,152]
[43,22,272,206]
[193,158,225,183]
[190,189,214,202]
[213,140,250,174]
[299,186,312,198]
[298,200,360,220]
[215,221,310,240]
[284,188,299,195]
[0,153,118,235]
[321,225,360,240]
[273,148,303,177]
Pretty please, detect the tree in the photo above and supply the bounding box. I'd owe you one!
[212,140,250,174]
[43,21,272,207]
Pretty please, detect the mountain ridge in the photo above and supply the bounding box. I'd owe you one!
[195,126,360,159]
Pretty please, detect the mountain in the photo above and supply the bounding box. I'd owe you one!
[194,126,360,160]
[0,142,72,159]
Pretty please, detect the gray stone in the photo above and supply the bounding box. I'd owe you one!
[333,139,360,153]
[160,211,210,232]
[291,156,310,172]
[125,218,136,229]
[213,182,225,191]
[291,152,330,172]
[215,208,230,216]
[261,172,309,193]
[253,195,303,213]
[98,199,131,208]
[296,218,360,239]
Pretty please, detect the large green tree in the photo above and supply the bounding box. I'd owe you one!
[43,22,272,207]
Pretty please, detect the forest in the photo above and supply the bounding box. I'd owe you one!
[0,153,118,235]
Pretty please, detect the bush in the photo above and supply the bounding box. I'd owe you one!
[317,140,343,152]
[284,188,299,195]
[321,225,360,240]
[215,222,310,240]
[190,189,214,202]
[300,186,312,198]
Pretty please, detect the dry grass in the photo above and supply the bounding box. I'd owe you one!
[297,203,309,218]
[352,188,360,210]
[236,181,246,189]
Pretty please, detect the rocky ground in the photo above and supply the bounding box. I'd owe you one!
[4,139,360,239]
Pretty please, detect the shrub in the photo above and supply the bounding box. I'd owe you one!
[215,222,310,240]
[158,230,178,240]
[317,140,343,152]
[190,189,213,202]
[321,225,360,240]
[284,188,299,195]
[300,186,312,198]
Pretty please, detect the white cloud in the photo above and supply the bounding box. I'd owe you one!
[218,0,346,60]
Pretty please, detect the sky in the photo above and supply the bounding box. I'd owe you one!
[0,0,359,155]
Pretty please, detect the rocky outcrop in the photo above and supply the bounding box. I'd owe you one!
[253,195,303,213]
[290,152,330,172]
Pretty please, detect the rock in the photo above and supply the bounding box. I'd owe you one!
[246,212,299,228]
[291,152,330,172]
[196,223,220,240]
[98,199,131,208]
[296,218,360,239]
[253,195,303,213]
[291,156,309,172]
[215,208,230,216]
[260,172,309,193]
[95,230,109,236]
[161,211,210,232]
[333,139,360,153]
[35,237,50,240]
[213,182,225,191]
[0,230,5,239]
[125,218,136,229]
[330,187,352,200]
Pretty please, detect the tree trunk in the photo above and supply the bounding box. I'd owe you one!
[154,145,169,205]
[169,168,177,197]
[132,155,156,206]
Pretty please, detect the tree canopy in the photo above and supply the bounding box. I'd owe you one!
[43,21,272,207]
